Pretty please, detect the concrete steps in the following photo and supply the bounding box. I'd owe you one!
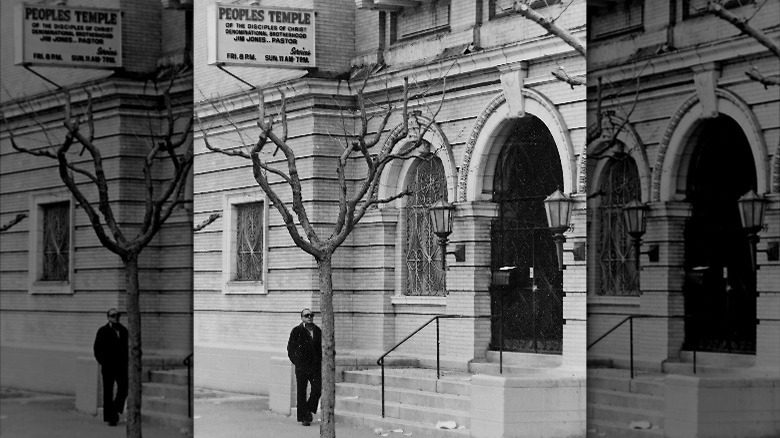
[469,351,564,375]
[142,368,192,434]
[336,368,472,437]
[586,369,665,438]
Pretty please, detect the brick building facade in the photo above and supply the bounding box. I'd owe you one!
[587,1,780,436]
[0,0,193,405]
[194,0,586,435]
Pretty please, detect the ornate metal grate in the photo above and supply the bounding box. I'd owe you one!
[683,116,756,354]
[597,155,640,296]
[490,116,564,353]
[42,202,69,281]
[235,202,263,281]
[405,158,446,296]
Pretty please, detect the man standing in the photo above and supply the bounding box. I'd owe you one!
[287,308,322,426]
[93,308,128,426]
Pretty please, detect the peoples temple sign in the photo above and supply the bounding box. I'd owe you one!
[14,4,122,68]
[207,3,316,68]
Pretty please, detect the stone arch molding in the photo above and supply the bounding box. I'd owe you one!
[377,115,457,207]
[653,89,771,201]
[458,89,577,202]
[586,114,652,203]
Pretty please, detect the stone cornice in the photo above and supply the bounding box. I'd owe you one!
[588,27,780,85]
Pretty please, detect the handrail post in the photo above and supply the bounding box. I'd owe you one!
[629,317,634,379]
[500,292,504,374]
[380,359,385,418]
[693,349,697,375]
[436,317,441,379]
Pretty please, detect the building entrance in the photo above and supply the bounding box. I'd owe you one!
[683,115,757,354]
[490,116,564,353]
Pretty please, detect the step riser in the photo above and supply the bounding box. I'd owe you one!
[587,376,664,397]
[336,385,470,411]
[485,351,562,368]
[588,405,664,429]
[587,390,662,412]
[142,412,192,433]
[468,363,554,375]
[336,412,469,438]
[150,371,189,386]
[144,384,189,400]
[338,398,470,427]
[144,398,190,417]
[342,372,470,396]
[587,422,663,438]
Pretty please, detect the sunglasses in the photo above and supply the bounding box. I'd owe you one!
[302,313,314,318]
[108,313,119,318]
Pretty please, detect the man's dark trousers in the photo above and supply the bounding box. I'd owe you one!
[101,364,127,423]
[295,365,321,422]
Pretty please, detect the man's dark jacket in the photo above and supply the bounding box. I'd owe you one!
[93,322,128,369]
[287,323,321,370]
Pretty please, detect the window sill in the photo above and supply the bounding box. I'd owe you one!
[588,295,640,307]
[224,280,266,295]
[29,281,72,295]
[391,295,446,306]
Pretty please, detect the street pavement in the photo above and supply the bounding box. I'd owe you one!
[0,387,393,438]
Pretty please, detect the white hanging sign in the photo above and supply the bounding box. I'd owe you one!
[14,4,122,68]
[207,3,315,68]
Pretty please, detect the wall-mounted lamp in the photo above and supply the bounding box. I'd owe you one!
[623,199,659,272]
[737,190,777,270]
[429,200,465,271]
[543,189,573,271]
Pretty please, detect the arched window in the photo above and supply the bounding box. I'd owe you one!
[596,155,641,296]
[405,157,446,296]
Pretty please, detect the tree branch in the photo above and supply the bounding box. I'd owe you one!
[746,66,780,88]
[552,66,586,88]
[513,1,586,57]
[708,1,780,58]
[194,213,221,232]
[0,214,27,232]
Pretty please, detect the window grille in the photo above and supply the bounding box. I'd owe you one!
[405,158,446,296]
[596,156,640,296]
[392,0,450,42]
[235,202,263,281]
[41,202,69,281]
[588,0,643,40]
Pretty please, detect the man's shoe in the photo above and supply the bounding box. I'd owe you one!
[301,420,311,426]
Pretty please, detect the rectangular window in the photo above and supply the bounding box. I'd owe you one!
[41,202,70,281]
[589,0,644,40]
[683,0,754,19]
[235,202,263,281]
[489,0,561,20]
[391,0,450,43]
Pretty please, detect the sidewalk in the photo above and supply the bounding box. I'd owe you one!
[0,387,398,437]
[193,389,384,438]
[0,387,188,438]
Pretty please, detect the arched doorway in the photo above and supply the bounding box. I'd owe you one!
[683,115,757,354]
[490,115,564,353]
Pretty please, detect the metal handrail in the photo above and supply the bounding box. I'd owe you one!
[587,314,705,379]
[376,314,491,418]
[183,353,193,418]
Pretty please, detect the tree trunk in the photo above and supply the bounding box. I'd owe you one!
[318,254,336,438]
[124,253,143,438]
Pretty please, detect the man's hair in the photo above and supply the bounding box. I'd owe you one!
[107,308,118,317]
[301,308,311,317]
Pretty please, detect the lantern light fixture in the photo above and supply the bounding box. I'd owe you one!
[543,189,573,271]
[428,200,466,272]
[737,190,778,270]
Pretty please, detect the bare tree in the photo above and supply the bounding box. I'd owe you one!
[512,0,586,57]
[6,68,193,438]
[199,71,444,438]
